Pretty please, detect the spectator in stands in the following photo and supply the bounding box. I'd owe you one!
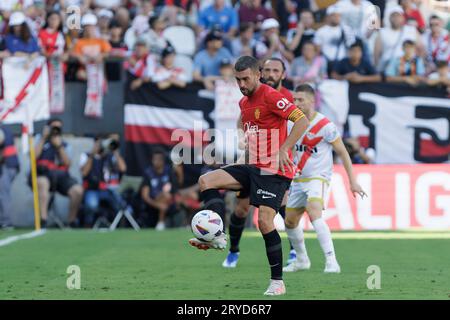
[385,40,426,85]
[34,118,83,228]
[230,22,267,59]
[71,13,112,81]
[93,0,122,10]
[427,60,450,94]
[238,0,272,33]
[399,0,425,33]
[338,0,378,40]
[115,6,131,32]
[260,18,294,63]
[156,0,200,27]
[313,4,356,75]
[4,11,40,58]
[108,20,128,58]
[153,46,188,89]
[373,6,421,73]
[193,30,233,85]
[124,0,153,50]
[331,40,381,83]
[422,15,449,73]
[38,11,65,61]
[58,0,91,14]
[343,137,375,164]
[0,126,20,230]
[0,0,34,12]
[80,134,127,227]
[202,57,234,90]
[197,0,239,38]
[97,8,114,40]
[140,147,178,230]
[140,15,171,57]
[289,41,327,87]
[286,9,316,58]
[125,38,157,90]
[272,0,310,34]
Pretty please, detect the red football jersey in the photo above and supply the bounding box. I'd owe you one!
[280,86,294,103]
[239,83,304,179]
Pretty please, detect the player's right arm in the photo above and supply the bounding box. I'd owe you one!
[331,137,367,199]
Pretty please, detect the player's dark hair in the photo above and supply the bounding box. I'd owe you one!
[264,57,286,72]
[234,56,260,73]
[294,84,315,96]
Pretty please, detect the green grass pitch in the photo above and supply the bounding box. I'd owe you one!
[0,229,449,300]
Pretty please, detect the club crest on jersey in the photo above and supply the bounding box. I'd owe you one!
[254,108,260,119]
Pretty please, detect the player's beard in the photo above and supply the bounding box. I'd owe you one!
[261,77,282,90]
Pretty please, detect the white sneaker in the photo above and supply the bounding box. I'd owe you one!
[263,279,286,296]
[324,259,341,273]
[189,233,228,251]
[155,221,166,231]
[283,257,311,272]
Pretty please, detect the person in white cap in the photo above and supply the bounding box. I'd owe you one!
[313,4,356,75]
[261,18,294,63]
[70,13,111,80]
[373,5,422,73]
[4,11,40,58]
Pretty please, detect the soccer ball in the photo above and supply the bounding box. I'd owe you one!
[191,210,224,242]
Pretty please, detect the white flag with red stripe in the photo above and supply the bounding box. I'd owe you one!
[0,56,50,130]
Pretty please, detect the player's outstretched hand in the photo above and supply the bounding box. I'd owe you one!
[278,148,294,175]
[350,182,367,199]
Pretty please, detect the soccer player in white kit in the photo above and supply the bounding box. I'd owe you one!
[283,84,367,273]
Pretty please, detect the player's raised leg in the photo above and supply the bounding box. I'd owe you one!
[222,195,249,268]
[189,169,243,251]
[283,207,311,272]
[259,205,286,296]
[307,200,340,273]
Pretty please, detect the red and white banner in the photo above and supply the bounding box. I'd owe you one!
[0,57,49,127]
[298,164,450,230]
[125,103,209,146]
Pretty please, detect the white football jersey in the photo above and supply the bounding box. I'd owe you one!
[289,112,339,181]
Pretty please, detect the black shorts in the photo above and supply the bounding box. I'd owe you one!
[29,170,78,196]
[222,164,291,212]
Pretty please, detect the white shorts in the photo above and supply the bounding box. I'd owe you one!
[286,178,330,210]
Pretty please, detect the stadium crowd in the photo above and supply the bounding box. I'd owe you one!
[0,0,449,230]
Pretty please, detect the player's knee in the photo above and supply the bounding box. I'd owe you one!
[198,174,210,191]
[69,185,84,199]
[306,201,323,220]
[284,214,299,229]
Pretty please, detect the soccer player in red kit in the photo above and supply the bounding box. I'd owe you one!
[223,57,298,269]
[189,56,309,296]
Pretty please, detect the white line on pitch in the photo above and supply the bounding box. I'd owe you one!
[0,229,47,247]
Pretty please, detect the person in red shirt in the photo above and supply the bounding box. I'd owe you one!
[400,0,425,33]
[189,56,309,296]
[223,57,297,270]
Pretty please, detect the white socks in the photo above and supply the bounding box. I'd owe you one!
[311,217,336,261]
[286,224,309,261]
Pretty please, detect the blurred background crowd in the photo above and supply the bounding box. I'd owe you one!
[0,0,448,231]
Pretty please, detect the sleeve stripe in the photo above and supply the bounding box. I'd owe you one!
[288,109,306,122]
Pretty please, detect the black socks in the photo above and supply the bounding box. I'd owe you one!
[263,229,283,280]
[229,213,247,253]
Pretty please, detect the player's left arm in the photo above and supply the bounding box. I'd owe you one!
[331,137,367,199]
[279,109,309,174]
[268,92,309,174]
